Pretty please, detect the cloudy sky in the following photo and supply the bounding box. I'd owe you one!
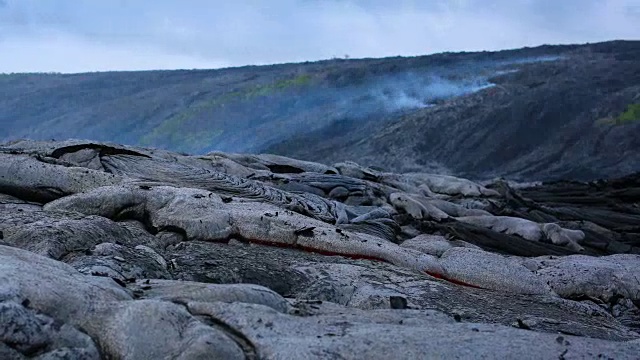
[0,0,638,73]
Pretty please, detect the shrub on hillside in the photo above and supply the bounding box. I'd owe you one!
[595,103,640,126]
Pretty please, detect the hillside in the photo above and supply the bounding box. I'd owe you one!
[268,41,640,181]
[1,41,639,181]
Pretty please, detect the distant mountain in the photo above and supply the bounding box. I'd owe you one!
[1,40,639,180]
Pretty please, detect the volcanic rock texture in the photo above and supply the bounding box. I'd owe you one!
[1,140,640,359]
[3,41,639,182]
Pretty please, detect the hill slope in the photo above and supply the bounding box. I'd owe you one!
[268,41,640,181]
[1,41,639,180]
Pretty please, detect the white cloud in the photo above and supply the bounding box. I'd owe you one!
[0,29,230,73]
[0,0,638,73]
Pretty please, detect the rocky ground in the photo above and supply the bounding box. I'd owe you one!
[4,41,640,182]
[1,139,640,359]
[269,41,640,181]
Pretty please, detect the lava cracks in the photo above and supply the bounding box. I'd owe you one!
[2,140,640,358]
[42,184,557,295]
[44,184,447,280]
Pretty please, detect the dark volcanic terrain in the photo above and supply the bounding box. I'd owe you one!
[2,41,639,181]
[269,41,640,181]
[1,140,640,359]
[1,41,640,359]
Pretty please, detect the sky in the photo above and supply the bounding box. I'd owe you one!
[0,0,638,73]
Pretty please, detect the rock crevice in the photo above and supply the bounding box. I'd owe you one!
[1,140,640,358]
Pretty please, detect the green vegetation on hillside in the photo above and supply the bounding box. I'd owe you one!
[595,103,640,126]
[222,74,313,102]
[617,103,640,123]
[247,74,312,97]
[141,74,313,148]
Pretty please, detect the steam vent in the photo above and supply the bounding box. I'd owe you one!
[1,34,640,360]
